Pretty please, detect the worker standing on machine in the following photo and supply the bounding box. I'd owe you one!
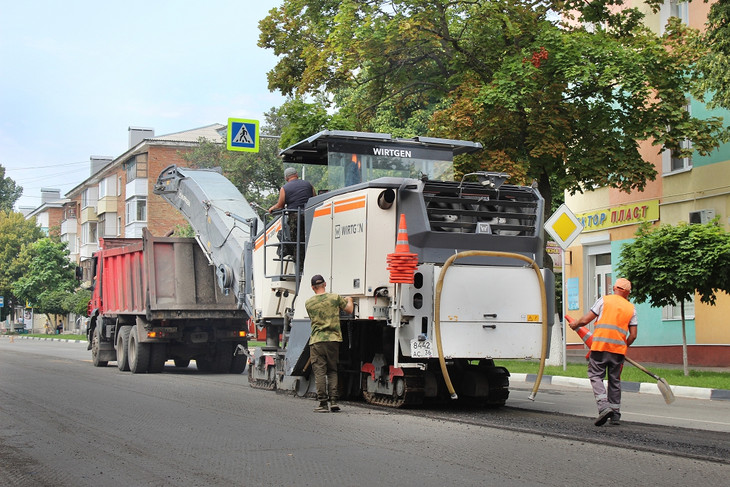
[567,277,638,426]
[305,274,354,413]
[268,167,315,258]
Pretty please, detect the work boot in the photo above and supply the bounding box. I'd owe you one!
[594,408,614,426]
[313,402,329,413]
[329,401,341,413]
[609,413,621,426]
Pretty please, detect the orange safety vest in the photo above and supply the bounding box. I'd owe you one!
[591,294,635,355]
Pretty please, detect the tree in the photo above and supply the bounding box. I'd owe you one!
[259,0,729,217]
[0,164,22,213]
[616,221,730,375]
[12,238,77,325]
[63,289,92,317]
[0,211,44,321]
[693,0,730,110]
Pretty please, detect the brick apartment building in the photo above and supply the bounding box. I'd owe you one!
[28,124,225,275]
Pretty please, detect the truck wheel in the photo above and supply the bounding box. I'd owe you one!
[230,353,246,374]
[116,326,132,372]
[148,343,167,373]
[128,325,150,373]
[174,358,191,368]
[196,357,214,373]
[214,342,233,373]
[91,327,107,367]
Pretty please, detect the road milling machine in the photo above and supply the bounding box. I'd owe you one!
[155,131,554,407]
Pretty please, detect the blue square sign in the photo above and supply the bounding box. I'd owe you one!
[227,118,259,152]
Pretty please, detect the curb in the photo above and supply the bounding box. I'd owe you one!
[3,335,87,344]
[511,372,730,402]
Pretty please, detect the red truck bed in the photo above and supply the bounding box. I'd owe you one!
[96,229,242,320]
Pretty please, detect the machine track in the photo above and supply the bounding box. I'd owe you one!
[361,371,425,408]
[248,365,277,390]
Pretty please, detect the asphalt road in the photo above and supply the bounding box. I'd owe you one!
[1,337,728,486]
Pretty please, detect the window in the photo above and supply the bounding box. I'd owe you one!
[126,197,147,223]
[99,176,117,199]
[663,297,695,320]
[671,138,692,172]
[98,213,118,238]
[124,153,148,182]
[81,222,98,245]
[663,100,692,174]
[671,1,689,25]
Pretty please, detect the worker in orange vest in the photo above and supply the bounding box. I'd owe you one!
[567,278,638,426]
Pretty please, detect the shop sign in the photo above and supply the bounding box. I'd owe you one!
[575,199,659,232]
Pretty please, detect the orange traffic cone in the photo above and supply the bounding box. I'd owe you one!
[567,315,593,358]
[387,214,419,283]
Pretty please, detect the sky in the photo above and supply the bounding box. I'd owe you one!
[0,0,286,210]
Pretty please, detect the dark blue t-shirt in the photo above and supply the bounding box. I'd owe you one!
[283,178,314,209]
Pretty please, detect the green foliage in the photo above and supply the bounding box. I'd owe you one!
[278,96,349,148]
[258,0,729,215]
[170,223,195,238]
[617,221,730,308]
[64,289,92,316]
[12,239,77,315]
[0,212,44,309]
[693,0,730,110]
[0,164,22,213]
[497,359,729,389]
[37,289,69,317]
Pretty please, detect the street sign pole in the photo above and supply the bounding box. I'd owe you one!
[544,204,584,371]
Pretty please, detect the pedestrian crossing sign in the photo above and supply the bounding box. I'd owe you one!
[227,118,259,152]
[544,204,583,250]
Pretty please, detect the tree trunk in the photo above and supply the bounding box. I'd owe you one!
[681,300,689,376]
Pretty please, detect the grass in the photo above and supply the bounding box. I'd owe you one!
[9,334,728,390]
[496,360,730,390]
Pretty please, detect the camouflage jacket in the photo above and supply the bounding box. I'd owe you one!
[305,292,348,344]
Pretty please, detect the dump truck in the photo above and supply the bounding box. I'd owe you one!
[154,130,555,407]
[86,229,249,373]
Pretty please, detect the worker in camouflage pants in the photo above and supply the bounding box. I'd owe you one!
[305,274,353,413]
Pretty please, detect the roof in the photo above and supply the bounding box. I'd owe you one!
[149,123,226,144]
[65,123,227,198]
[279,130,483,165]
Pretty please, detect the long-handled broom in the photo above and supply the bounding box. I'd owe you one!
[624,356,676,404]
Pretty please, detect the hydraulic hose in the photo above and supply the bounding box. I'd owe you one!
[434,250,549,401]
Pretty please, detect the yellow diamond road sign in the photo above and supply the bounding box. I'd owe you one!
[544,204,583,250]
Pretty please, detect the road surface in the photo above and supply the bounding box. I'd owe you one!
[1,337,728,486]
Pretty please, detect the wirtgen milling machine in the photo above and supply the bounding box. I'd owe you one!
[155,130,554,407]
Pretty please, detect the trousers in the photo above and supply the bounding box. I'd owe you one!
[588,350,625,414]
[310,341,340,403]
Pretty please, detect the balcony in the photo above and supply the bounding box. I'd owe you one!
[97,196,118,215]
[80,206,97,223]
[60,218,77,235]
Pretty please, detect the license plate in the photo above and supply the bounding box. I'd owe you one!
[410,339,433,358]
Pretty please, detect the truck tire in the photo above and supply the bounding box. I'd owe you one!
[148,343,167,373]
[174,358,191,368]
[196,357,214,373]
[230,353,246,374]
[214,342,233,373]
[116,326,132,371]
[128,325,150,373]
[91,327,107,367]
